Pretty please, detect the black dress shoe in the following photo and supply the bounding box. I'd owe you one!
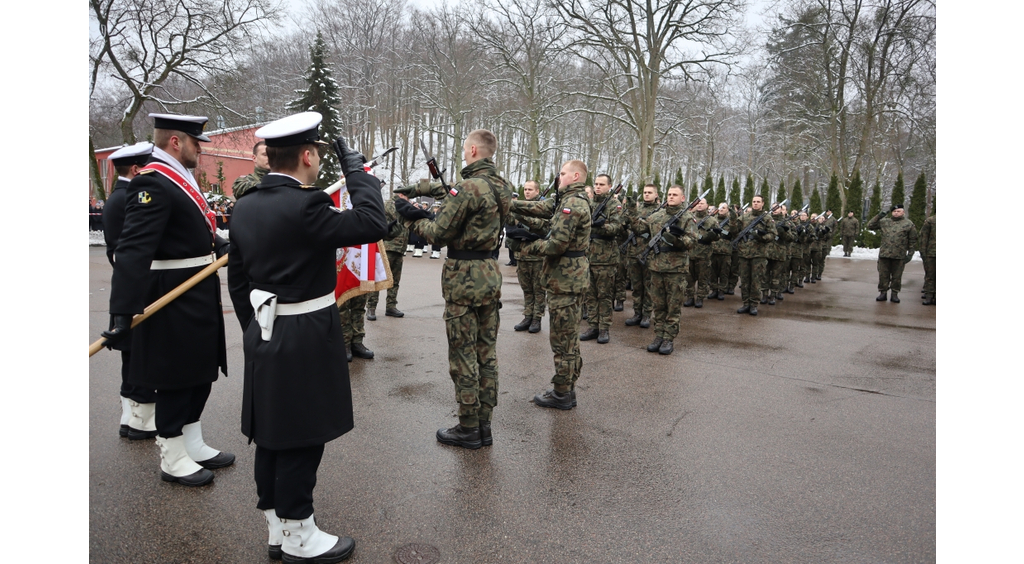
[269,544,282,560]
[597,329,610,344]
[161,468,214,487]
[613,300,624,312]
[385,307,404,317]
[890,293,900,303]
[876,292,887,301]
[639,316,651,328]
[694,298,703,308]
[749,306,758,316]
[646,337,664,352]
[365,309,376,321]
[197,451,235,470]
[436,424,482,449]
[528,318,542,333]
[683,298,694,307]
[128,427,158,441]
[282,536,355,563]
[533,389,573,410]
[658,339,674,355]
[351,343,374,359]
[580,327,599,341]
[737,305,750,314]
[625,313,642,326]
[480,421,492,446]
[514,316,532,331]
[119,424,130,438]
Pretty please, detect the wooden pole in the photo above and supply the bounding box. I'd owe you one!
[88,254,228,357]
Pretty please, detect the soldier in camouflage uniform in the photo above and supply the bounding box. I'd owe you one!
[338,295,372,361]
[726,204,743,295]
[804,213,821,284]
[866,204,918,303]
[920,214,935,305]
[395,129,514,449]
[763,204,791,305]
[635,185,698,355]
[708,203,734,300]
[367,193,410,320]
[683,197,720,308]
[580,174,623,344]
[796,211,814,287]
[840,211,860,256]
[782,210,803,294]
[506,180,548,333]
[613,191,629,312]
[512,160,591,410]
[731,195,777,315]
[819,210,837,277]
[231,141,269,200]
[623,185,662,328]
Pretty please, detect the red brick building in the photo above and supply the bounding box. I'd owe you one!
[93,123,266,200]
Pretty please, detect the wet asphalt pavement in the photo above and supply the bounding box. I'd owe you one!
[88,247,935,563]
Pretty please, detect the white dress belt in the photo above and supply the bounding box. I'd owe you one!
[150,253,215,270]
[249,290,335,341]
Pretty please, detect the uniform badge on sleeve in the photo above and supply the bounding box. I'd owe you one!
[449,187,459,197]
[138,191,152,204]
[562,207,572,214]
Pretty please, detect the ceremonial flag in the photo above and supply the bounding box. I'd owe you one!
[328,173,393,305]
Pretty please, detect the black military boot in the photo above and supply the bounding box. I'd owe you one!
[759,295,768,304]
[749,306,758,316]
[385,307,405,317]
[579,327,599,341]
[346,348,353,362]
[570,389,577,407]
[639,316,651,328]
[351,342,374,359]
[876,291,887,301]
[533,389,573,410]
[480,421,492,446]
[724,288,735,295]
[597,329,610,344]
[581,305,588,320]
[436,424,482,449]
[646,337,664,352]
[809,277,817,284]
[625,312,642,326]
[923,296,935,306]
[768,296,776,305]
[776,291,784,301]
[796,280,804,288]
[694,298,703,308]
[683,298,695,307]
[736,305,750,314]
[716,291,725,300]
[365,309,376,321]
[528,318,542,333]
[514,316,532,331]
[658,339,674,355]
[706,290,718,300]
[804,277,810,283]
[785,285,795,294]
[613,300,624,312]
[890,292,900,304]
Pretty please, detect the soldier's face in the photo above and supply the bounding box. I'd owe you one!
[254,145,269,169]
[718,205,728,216]
[594,176,612,194]
[892,208,904,218]
[667,189,684,206]
[643,187,657,202]
[848,212,854,218]
[752,197,764,211]
[558,164,579,187]
[695,198,707,212]
[800,212,808,221]
[523,182,539,199]
[179,135,201,169]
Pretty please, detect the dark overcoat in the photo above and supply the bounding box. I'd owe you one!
[109,156,229,389]
[227,171,387,450]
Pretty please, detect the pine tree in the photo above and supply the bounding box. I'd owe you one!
[730,177,740,205]
[863,180,883,248]
[289,31,343,188]
[586,171,594,186]
[690,182,699,203]
[909,172,927,228]
[791,178,804,210]
[890,171,906,210]
[716,176,727,206]
[825,173,842,215]
[777,179,787,205]
[674,167,684,188]
[703,171,714,199]
[744,174,755,205]
[810,187,822,214]
[760,177,770,201]
[847,170,865,245]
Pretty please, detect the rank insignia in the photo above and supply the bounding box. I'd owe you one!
[138,191,152,204]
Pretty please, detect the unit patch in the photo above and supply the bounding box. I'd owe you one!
[138,191,152,204]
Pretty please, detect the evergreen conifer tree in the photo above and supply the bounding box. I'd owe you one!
[586,171,594,186]
[703,171,714,198]
[689,182,698,203]
[760,177,770,201]
[730,177,740,205]
[864,180,883,248]
[288,31,343,188]
[744,174,755,205]
[825,173,842,215]
[847,170,865,245]
[909,172,927,228]
[716,176,726,205]
[674,168,684,188]
[810,187,822,214]
[891,172,906,210]
[777,179,787,205]
[791,178,804,210]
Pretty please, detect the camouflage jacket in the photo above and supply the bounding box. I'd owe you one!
[231,167,268,200]
[407,157,514,306]
[866,212,918,259]
[689,210,721,260]
[710,210,736,256]
[382,196,410,253]
[637,204,697,273]
[507,207,548,262]
[624,199,663,258]
[766,212,792,261]
[919,215,935,257]
[588,191,623,266]
[512,182,591,294]
[732,209,777,259]
[840,216,860,237]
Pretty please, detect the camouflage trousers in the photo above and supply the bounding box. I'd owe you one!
[709,254,732,293]
[923,256,935,299]
[515,260,546,319]
[807,249,821,279]
[766,258,787,294]
[585,264,617,330]
[650,271,686,340]
[443,301,499,427]
[684,257,711,300]
[842,235,856,255]
[877,257,907,293]
[737,256,768,306]
[817,244,830,276]
[338,294,368,345]
[626,258,653,316]
[728,248,740,290]
[787,255,803,287]
[548,293,583,393]
[614,257,629,302]
[367,250,403,310]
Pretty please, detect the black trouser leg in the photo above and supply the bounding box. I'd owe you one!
[255,444,326,520]
[119,351,157,403]
[155,383,212,438]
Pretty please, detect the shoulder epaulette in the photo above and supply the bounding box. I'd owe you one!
[137,169,155,175]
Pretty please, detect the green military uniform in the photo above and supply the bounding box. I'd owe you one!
[231,167,268,200]
[367,196,409,313]
[866,208,918,301]
[709,208,735,299]
[613,197,629,308]
[764,209,792,303]
[782,213,804,293]
[732,207,777,312]
[583,191,623,336]
[819,213,838,276]
[339,294,369,353]
[841,215,860,256]
[405,158,513,429]
[804,219,820,284]
[623,198,661,324]
[507,198,549,332]
[638,204,697,352]
[920,214,936,305]
[684,209,720,306]
[513,181,591,399]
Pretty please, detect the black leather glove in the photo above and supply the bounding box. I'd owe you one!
[101,314,133,349]
[395,198,433,220]
[332,137,367,177]
[505,227,530,240]
[592,216,606,229]
[779,223,789,232]
[822,226,830,234]
[668,222,685,237]
[756,228,767,237]
[712,226,723,234]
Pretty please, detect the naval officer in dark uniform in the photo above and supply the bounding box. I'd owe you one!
[103,113,235,488]
[227,112,387,563]
[102,142,158,440]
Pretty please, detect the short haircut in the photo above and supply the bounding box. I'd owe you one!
[752,194,764,202]
[643,183,657,191]
[266,143,317,171]
[564,159,588,179]
[667,185,684,195]
[114,165,134,176]
[596,173,612,185]
[465,129,497,158]
[153,129,187,150]
[524,180,539,189]
[253,140,266,155]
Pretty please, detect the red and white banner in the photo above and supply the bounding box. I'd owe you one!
[328,174,393,305]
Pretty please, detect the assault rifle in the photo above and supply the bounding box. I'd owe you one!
[419,138,451,193]
[591,178,628,223]
[619,200,665,253]
[637,189,710,265]
[731,199,788,248]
